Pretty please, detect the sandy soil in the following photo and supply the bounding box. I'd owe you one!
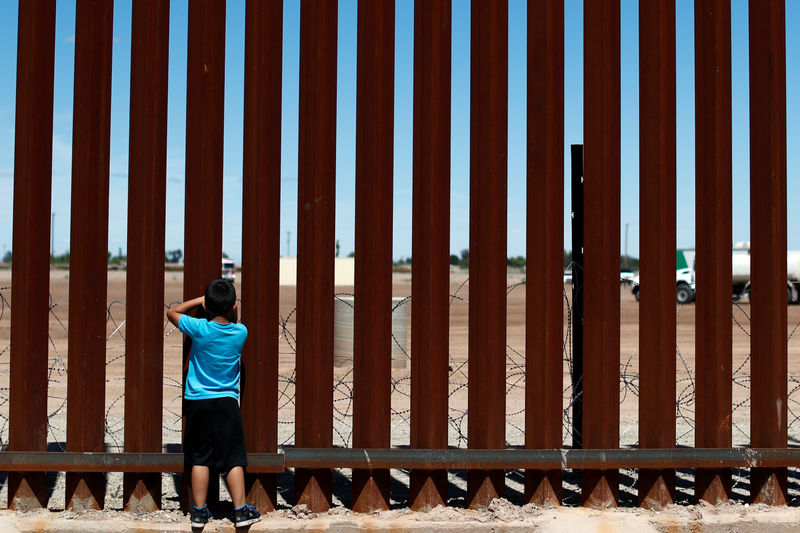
[1,268,800,515]
[3,499,800,532]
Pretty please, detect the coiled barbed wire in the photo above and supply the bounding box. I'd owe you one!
[0,277,795,455]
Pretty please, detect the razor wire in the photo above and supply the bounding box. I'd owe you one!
[0,278,798,454]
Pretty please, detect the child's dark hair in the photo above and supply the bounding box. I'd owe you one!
[204,279,236,318]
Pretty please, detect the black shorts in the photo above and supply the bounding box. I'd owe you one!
[184,397,248,470]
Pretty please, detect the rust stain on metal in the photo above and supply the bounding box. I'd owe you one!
[294,0,338,513]
[182,0,227,511]
[3,448,800,474]
[637,0,677,509]
[352,0,395,513]
[694,0,733,505]
[240,0,284,513]
[525,0,564,508]
[748,0,788,507]
[123,0,170,513]
[9,0,57,511]
[467,0,508,510]
[66,0,115,511]
[581,0,621,508]
[409,0,451,512]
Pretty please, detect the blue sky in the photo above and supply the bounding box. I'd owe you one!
[0,0,798,263]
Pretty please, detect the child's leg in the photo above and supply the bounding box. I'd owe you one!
[226,466,246,508]
[191,465,210,508]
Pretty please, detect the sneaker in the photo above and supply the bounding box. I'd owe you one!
[233,504,261,527]
[190,505,212,527]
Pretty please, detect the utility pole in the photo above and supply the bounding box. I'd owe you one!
[286,231,291,257]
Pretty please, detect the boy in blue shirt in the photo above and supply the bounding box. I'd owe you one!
[167,279,260,528]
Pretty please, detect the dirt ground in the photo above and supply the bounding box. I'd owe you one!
[2,268,800,514]
[4,500,800,532]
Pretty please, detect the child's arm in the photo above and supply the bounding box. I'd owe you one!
[167,296,205,327]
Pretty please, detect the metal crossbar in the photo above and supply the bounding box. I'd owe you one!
[2,448,799,473]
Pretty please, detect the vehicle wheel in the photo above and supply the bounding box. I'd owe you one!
[676,284,693,304]
[633,288,640,302]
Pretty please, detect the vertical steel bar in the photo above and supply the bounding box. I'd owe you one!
[694,0,732,505]
[184,1,226,298]
[65,0,114,511]
[525,0,564,507]
[638,0,677,510]
[182,0,226,511]
[467,0,508,509]
[240,0,283,513]
[748,0,787,506]
[582,0,620,508]
[295,0,338,512]
[352,0,395,513]
[123,0,170,513]
[8,0,57,511]
[409,0,451,511]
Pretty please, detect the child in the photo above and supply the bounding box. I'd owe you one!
[167,279,261,528]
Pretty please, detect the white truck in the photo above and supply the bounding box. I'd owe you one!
[633,244,800,304]
[731,242,800,304]
[631,250,696,304]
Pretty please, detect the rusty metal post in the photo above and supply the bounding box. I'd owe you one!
[295,0,338,513]
[123,0,170,513]
[8,0,57,511]
[409,0,451,512]
[182,0,226,512]
[240,0,283,513]
[694,0,733,505]
[748,0,787,506]
[184,0,226,297]
[65,0,114,511]
[525,0,564,508]
[638,0,677,510]
[352,0,395,513]
[467,0,508,509]
[582,0,620,508]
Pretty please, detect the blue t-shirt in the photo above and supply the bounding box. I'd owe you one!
[178,314,248,400]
